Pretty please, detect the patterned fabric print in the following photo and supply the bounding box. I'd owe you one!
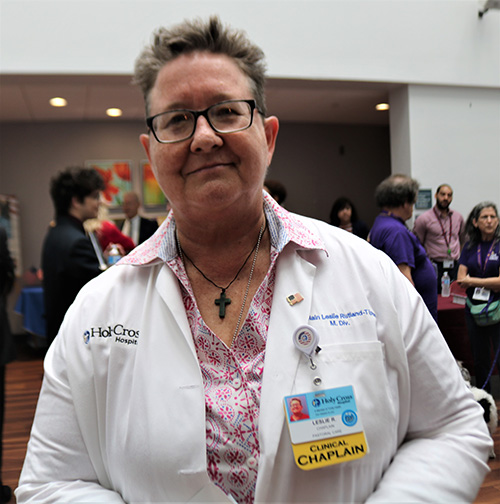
[174,252,277,504]
[121,191,325,502]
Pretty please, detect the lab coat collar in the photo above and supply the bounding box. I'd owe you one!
[120,191,326,267]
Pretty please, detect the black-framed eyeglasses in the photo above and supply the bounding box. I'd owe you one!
[146,99,261,144]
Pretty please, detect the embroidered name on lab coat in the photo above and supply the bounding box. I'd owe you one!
[83,324,140,346]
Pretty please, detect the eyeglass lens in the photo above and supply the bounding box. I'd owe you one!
[152,100,253,142]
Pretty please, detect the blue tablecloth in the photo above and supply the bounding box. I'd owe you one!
[15,286,46,338]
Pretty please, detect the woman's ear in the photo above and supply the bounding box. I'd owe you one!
[140,133,152,162]
[264,116,279,167]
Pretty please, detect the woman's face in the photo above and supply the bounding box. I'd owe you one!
[338,205,352,225]
[474,206,499,240]
[290,400,303,415]
[139,51,279,223]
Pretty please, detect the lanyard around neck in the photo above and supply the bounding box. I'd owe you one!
[433,207,452,254]
[477,240,497,275]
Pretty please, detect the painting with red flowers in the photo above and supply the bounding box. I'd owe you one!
[141,161,167,210]
[84,160,133,210]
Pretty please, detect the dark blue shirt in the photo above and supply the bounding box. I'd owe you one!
[459,239,500,304]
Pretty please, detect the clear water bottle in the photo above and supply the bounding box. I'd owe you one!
[441,271,451,297]
[107,244,122,266]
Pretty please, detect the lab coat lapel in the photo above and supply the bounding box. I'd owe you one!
[150,265,233,500]
[259,244,317,470]
[154,264,198,355]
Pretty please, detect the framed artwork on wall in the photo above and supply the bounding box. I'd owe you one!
[84,160,133,210]
[415,189,432,210]
[141,160,167,211]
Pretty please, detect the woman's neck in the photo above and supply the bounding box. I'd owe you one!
[176,211,267,277]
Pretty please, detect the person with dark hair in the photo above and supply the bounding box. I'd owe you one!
[41,166,107,344]
[329,196,369,239]
[457,202,500,394]
[263,179,287,205]
[17,17,491,504]
[369,174,438,320]
[0,226,15,503]
[413,184,465,292]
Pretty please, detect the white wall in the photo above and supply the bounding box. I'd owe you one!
[409,85,500,221]
[391,83,500,226]
[1,1,499,87]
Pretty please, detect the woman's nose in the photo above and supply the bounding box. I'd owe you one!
[190,115,223,152]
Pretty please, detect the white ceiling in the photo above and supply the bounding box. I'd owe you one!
[0,74,397,125]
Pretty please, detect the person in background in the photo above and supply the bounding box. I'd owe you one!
[119,191,158,245]
[369,174,438,321]
[41,167,107,345]
[329,196,369,239]
[413,184,465,292]
[263,179,287,205]
[457,201,500,395]
[0,226,15,504]
[17,16,491,503]
[84,204,135,255]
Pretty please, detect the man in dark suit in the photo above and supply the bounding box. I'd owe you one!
[119,191,158,246]
[41,167,106,345]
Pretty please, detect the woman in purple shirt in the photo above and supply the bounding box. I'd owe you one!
[457,202,500,394]
[369,174,438,321]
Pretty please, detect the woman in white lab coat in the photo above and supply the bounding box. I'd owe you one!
[17,16,491,503]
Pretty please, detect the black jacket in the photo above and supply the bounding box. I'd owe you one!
[41,215,102,343]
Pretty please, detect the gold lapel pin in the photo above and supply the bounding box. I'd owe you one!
[286,293,304,306]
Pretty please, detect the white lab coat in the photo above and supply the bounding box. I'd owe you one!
[17,215,491,503]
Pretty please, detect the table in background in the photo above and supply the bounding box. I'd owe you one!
[14,286,46,340]
[437,294,474,372]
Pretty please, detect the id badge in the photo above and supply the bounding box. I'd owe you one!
[443,259,454,269]
[473,287,491,302]
[284,386,369,471]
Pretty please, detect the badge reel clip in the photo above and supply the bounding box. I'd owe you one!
[293,325,321,370]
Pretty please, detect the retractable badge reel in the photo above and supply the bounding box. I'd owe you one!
[293,325,321,370]
[288,325,369,470]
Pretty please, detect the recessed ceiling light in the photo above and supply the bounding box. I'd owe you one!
[106,108,123,117]
[49,97,67,107]
[375,103,390,111]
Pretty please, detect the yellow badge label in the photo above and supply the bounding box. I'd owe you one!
[291,431,369,470]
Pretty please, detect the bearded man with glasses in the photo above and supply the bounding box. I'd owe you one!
[17,15,491,504]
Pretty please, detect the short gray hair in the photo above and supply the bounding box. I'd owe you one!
[133,16,268,117]
[374,174,420,209]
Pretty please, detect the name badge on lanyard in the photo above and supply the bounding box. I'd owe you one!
[287,325,369,471]
[473,287,491,302]
[284,387,369,470]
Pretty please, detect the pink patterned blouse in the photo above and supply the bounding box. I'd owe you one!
[120,193,323,502]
